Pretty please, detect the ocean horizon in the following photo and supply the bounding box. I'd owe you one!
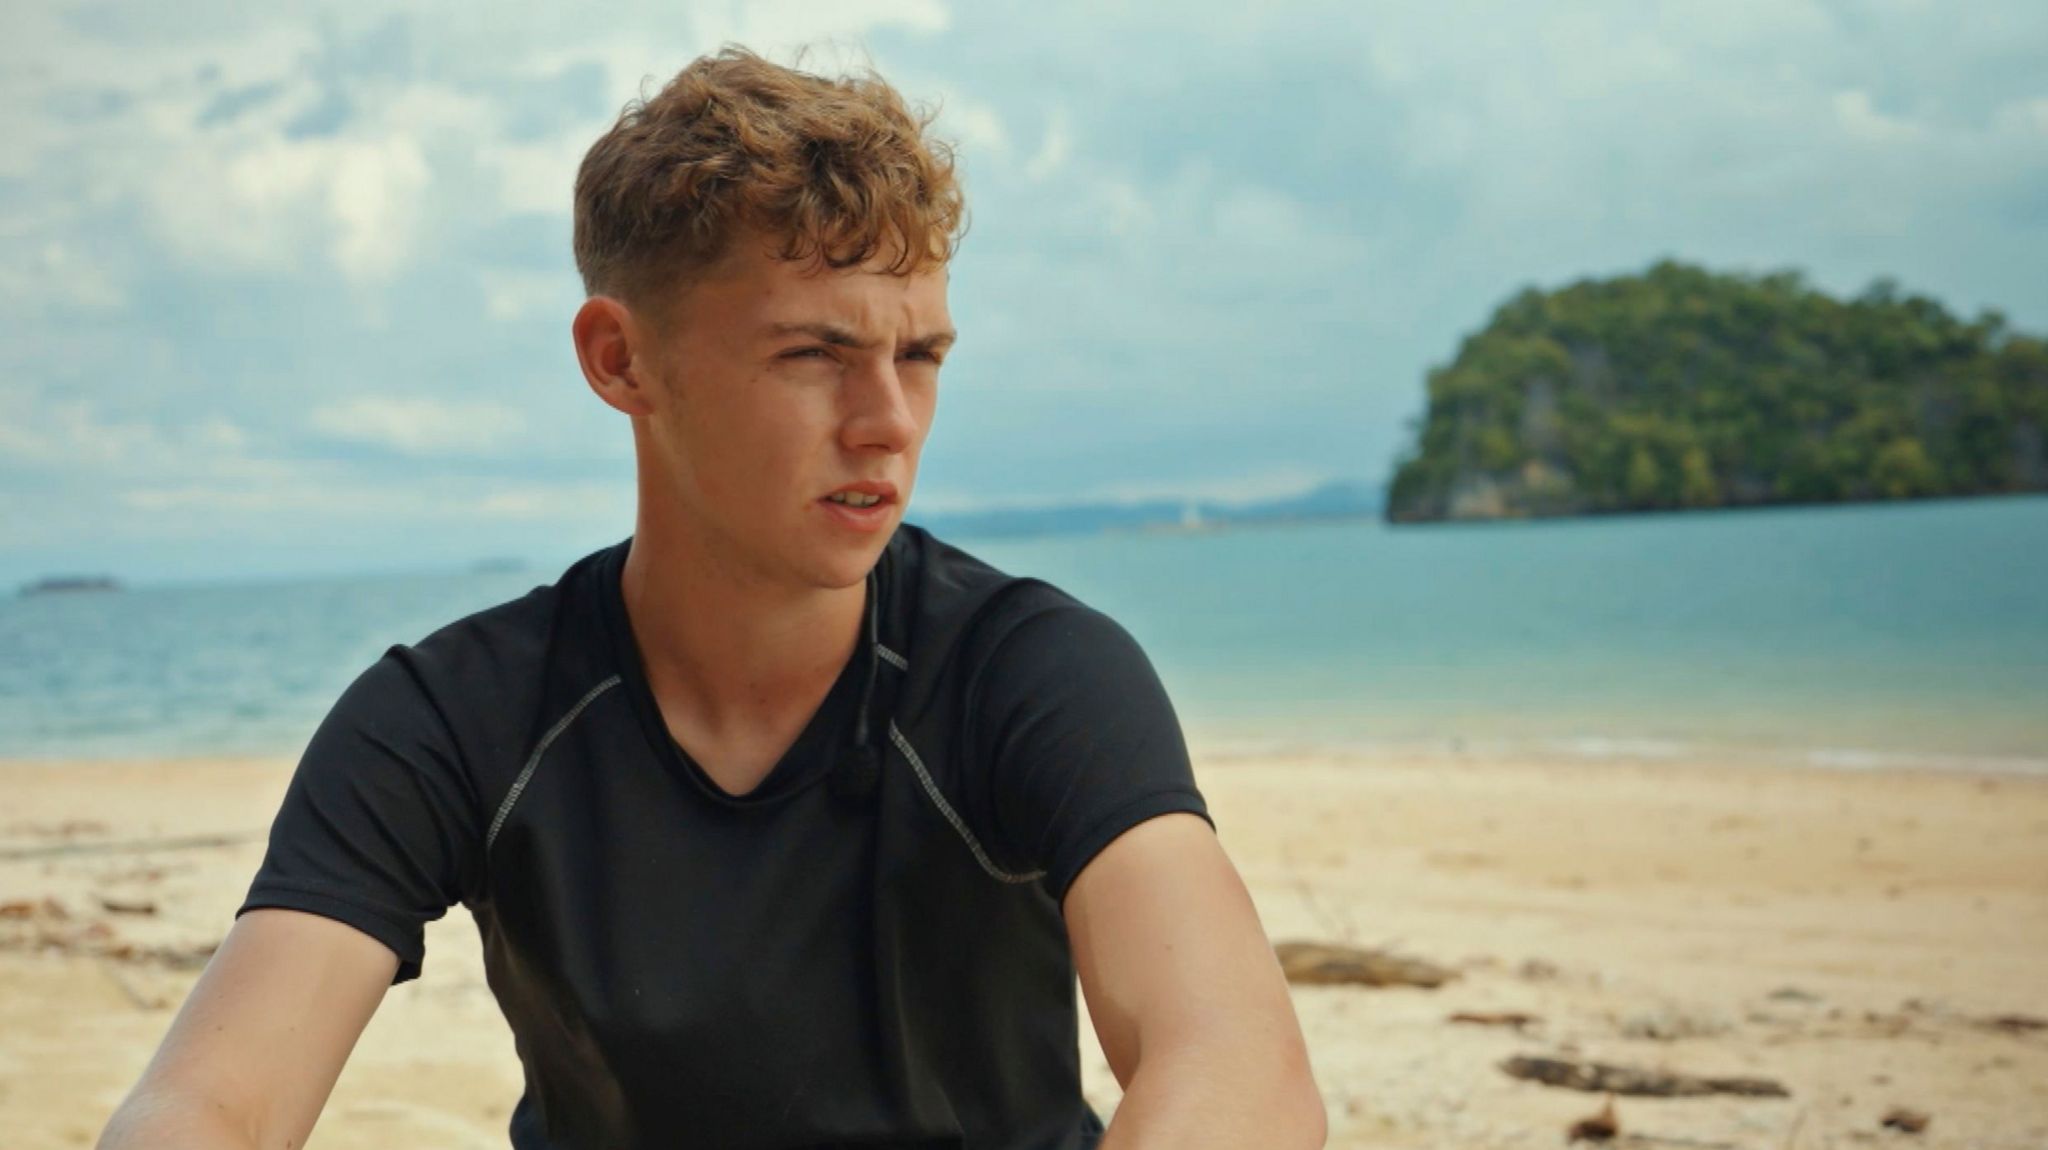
[4,495,2045,773]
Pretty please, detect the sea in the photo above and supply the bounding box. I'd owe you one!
[3,496,2045,773]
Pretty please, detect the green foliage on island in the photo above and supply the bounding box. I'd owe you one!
[1385,261,2048,523]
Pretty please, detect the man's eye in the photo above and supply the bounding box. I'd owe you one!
[783,347,830,360]
[901,350,941,364]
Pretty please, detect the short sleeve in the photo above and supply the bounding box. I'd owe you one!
[968,603,1212,904]
[238,651,484,983]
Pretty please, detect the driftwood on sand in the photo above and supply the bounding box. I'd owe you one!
[1978,1013,2046,1035]
[1881,1107,1931,1133]
[1567,1096,1619,1142]
[1449,1010,1541,1030]
[1273,941,1459,988]
[1500,1055,1790,1098]
[0,830,263,862]
[0,898,216,969]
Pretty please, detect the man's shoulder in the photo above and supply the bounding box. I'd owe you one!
[361,541,623,728]
[895,521,1084,609]
[418,544,612,657]
[900,524,1169,694]
[889,525,1161,735]
[892,524,1088,659]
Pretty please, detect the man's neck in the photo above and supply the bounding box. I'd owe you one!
[619,511,864,742]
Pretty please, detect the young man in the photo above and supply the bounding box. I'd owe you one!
[100,48,1324,1150]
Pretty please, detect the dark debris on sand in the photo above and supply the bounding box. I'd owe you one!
[1500,1055,1790,1098]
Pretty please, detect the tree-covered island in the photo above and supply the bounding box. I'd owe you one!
[1385,261,2048,523]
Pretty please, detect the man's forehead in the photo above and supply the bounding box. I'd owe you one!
[718,225,948,284]
[747,259,950,327]
[647,236,948,339]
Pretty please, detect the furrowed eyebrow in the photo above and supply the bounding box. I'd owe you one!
[763,322,957,354]
[903,330,958,356]
[764,322,872,349]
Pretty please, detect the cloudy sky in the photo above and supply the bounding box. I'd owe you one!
[3,1,2045,583]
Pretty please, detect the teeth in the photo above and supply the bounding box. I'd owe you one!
[828,492,882,507]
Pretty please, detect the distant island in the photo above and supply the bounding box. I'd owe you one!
[19,575,122,596]
[1386,261,2048,523]
[915,480,1383,540]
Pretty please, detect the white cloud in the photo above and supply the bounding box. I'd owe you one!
[0,385,615,544]
[482,128,598,217]
[1024,110,1071,182]
[29,56,475,287]
[1094,179,1153,237]
[156,131,435,283]
[0,387,259,474]
[707,0,951,60]
[111,477,632,528]
[0,13,460,286]
[0,9,319,180]
[325,137,431,281]
[0,241,125,311]
[1834,89,1926,144]
[111,476,630,529]
[482,268,580,322]
[476,481,632,520]
[310,396,528,455]
[120,485,328,513]
[934,91,1010,157]
[6,0,2048,581]
[1993,96,2048,137]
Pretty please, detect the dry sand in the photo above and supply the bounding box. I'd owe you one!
[3,752,2044,1149]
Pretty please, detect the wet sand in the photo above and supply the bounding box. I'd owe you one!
[3,752,2044,1148]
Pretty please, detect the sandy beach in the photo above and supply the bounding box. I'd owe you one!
[3,752,2044,1149]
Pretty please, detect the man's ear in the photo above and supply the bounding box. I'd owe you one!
[573,296,659,418]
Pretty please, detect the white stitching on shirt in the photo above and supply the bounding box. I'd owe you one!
[875,643,908,672]
[486,676,622,852]
[887,720,1044,885]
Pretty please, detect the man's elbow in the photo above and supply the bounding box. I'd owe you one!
[1264,1039,1329,1149]
[1129,1029,1327,1149]
[1207,1011,1325,1147]
[99,1083,262,1150]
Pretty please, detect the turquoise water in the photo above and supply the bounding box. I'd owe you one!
[3,497,2045,770]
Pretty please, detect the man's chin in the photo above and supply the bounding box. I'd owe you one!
[796,536,893,591]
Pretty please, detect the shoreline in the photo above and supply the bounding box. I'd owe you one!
[3,752,2045,1148]
[1187,738,2048,780]
[11,732,2048,780]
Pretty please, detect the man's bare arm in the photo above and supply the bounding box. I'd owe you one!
[98,908,398,1149]
[1066,812,1326,1149]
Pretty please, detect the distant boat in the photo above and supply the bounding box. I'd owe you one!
[20,575,122,596]
[1133,501,1224,537]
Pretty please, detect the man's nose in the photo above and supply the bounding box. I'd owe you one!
[842,358,919,454]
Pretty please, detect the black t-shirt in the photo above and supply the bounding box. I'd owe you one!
[239,525,1210,1149]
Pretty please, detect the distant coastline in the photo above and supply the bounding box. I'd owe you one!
[917,479,1383,541]
[18,576,121,597]
[4,498,2043,765]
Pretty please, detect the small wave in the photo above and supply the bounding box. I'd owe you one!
[1801,746,2048,777]
[1544,736,1693,760]
[1185,727,2048,778]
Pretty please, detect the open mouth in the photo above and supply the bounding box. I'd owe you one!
[818,483,897,529]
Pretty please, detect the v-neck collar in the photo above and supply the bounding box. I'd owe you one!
[596,538,887,808]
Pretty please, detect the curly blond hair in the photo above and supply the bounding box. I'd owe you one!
[573,46,965,306]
